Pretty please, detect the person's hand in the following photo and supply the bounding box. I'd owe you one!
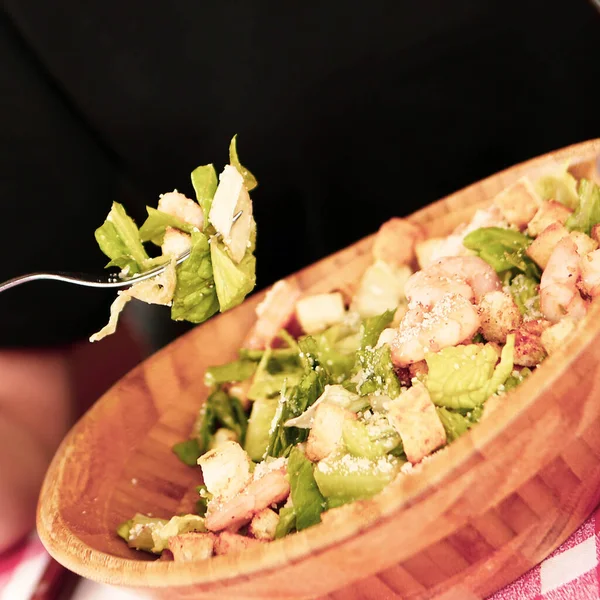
[0,318,147,554]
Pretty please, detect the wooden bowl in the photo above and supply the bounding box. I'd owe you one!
[37,139,600,600]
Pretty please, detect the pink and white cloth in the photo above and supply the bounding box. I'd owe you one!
[2,508,600,600]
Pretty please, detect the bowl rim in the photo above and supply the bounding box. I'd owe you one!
[37,138,600,589]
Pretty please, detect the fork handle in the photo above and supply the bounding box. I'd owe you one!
[0,272,130,292]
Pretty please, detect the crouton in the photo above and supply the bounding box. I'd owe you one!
[243,279,302,349]
[249,508,279,541]
[168,532,216,562]
[197,441,252,503]
[408,360,428,380]
[296,292,346,335]
[570,231,598,256]
[306,403,357,462]
[372,218,425,267]
[415,238,445,269]
[493,177,542,228]
[526,223,569,269]
[540,318,578,355]
[478,291,522,343]
[591,224,600,245]
[213,531,265,556]
[511,326,547,367]
[527,200,573,237]
[387,382,446,464]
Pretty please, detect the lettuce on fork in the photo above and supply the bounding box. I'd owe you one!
[90,137,258,341]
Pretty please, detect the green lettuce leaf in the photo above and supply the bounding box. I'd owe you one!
[229,134,258,191]
[503,366,533,392]
[192,387,248,453]
[359,309,396,350]
[462,227,540,281]
[139,206,195,246]
[247,347,303,401]
[355,344,401,398]
[509,274,540,317]
[435,406,482,442]
[425,334,515,409]
[535,164,579,209]
[342,418,401,460]
[210,239,256,312]
[171,231,219,323]
[95,202,149,274]
[565,179,600,236]
[287,447,326,531]
[204,358,257,387]
[191,164,218,226]
[274,505,297,539]
[172,438,202,466]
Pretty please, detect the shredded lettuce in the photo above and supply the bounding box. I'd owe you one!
[425,334,515,409]
[287,447,326,530]
[139,207,195,246]
[535,163,579,209]
[274,505,297,539]
[462,227,540,281]
[172,438,202,466]
[191,164,218,227]
[565,179,600,236]
[95,202,149,274]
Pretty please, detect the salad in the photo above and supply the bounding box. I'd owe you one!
[90,136,258,342]
[116,162,600,562]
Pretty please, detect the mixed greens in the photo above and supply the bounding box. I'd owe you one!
[115,161,600,563]
[90,136,257,341]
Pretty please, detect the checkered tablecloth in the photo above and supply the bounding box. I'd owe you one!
[2,508,600,600]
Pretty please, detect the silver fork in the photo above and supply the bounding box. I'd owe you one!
[0,211,243,293]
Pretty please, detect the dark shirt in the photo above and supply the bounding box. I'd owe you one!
[1,0,599,348]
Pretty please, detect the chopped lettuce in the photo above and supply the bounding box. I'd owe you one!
[172,438,202,466]
[204,358,257,387]
[504,367,533,392]
[509,274,540,317]
[229,134,258,191]
[354,344,402,398]
[425,334,515,409]
[535,163,579,209]
[462,227,540,281]
[191,164,218,226]
[359,309,396,350]
[95,202,149,274]
[274,505,297,539]
[247,347,303,401]
[191,387,248,455]
[287,447,326,530]
[210,238,256,312]
[435,406,482,443]
[342,418,401,460]
[565,179,600,236]
[171,231,220,323]
[195,484,212,517]
[139,207,195,246]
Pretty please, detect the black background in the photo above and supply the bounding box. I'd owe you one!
[1,0,598,349]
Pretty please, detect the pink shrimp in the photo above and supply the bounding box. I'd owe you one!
[579,249,600,298]
[404,256,501,308]
[205,468,290,532]
[391,293,480,366]
[540,236,589,323]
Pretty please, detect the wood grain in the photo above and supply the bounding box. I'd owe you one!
[37,139,600,600]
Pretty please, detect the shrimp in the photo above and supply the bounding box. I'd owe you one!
[404,256,501,308]
[391,293,480,366]
[579,249,600,297]
[205,468,290,532]
[157,190,204,229]
[540,236,589,323]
